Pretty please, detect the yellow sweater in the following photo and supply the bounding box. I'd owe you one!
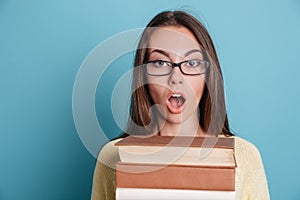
[91,136,270,200]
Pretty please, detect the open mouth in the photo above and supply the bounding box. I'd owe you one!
[168,93,186,109]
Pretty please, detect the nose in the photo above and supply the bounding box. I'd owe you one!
[168,67,183,85]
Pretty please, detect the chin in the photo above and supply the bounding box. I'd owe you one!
[166,118,184,125]
[165,114,188,124]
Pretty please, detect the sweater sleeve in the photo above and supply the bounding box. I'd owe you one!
[91,139,121,200]
[235,137,270,200]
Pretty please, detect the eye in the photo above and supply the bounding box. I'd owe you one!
[185,60,202,68]
[151,60,169,68]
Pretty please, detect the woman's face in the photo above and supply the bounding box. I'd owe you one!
[146,26,206,125]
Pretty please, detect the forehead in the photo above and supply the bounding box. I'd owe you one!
[147,26,200,56]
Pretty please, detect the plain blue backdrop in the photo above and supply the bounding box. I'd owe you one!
[1,0,300,199]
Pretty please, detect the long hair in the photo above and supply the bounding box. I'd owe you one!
[119,10,234,138]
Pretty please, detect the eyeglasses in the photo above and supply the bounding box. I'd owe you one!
[144,59,209,76]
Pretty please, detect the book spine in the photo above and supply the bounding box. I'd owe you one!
[115,136,234,149]
[119,147,235,167]
[116,188,236,200]
[116,163,235,191]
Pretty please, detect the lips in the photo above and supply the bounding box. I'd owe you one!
[166,92,186,113]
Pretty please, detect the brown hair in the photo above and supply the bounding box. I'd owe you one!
[119,10,234,138]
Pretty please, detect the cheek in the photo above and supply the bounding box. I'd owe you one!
[147,84,165,104]
[147,76,169,104]
[188,76,206,102]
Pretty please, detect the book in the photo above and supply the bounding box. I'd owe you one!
[116,162,235,191]
[115,135,236,200]
[116,188,235,200]
[115,135,235,167]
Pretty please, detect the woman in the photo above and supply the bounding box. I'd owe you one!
[91,10,270,200]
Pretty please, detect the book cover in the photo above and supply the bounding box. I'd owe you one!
[116,162,235,191]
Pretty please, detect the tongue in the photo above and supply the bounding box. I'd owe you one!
[169,97,182,108]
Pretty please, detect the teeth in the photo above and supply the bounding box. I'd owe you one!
[172,93,181,98]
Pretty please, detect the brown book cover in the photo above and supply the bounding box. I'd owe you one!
[116,162,235,191]
[115,135,234,149]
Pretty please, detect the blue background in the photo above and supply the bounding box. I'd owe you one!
[1,0,300,199]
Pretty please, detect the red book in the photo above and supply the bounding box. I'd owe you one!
[116,162,235,191]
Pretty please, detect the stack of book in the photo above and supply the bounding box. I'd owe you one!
[115,135,236,200]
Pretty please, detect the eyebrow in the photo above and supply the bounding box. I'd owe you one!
[148,49,202,58]
[149,49,170,57]
[184,49,203,57]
